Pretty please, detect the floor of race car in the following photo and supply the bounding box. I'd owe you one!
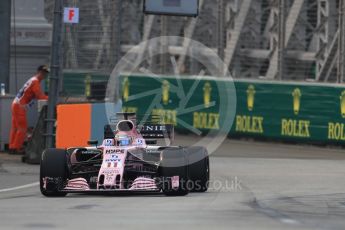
[1,135,345,230]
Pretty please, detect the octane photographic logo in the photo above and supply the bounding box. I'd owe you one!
[106,36,237,165]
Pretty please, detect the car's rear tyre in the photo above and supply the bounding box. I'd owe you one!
[187,146,210,192]
[40,148,68,197]
[160,148,190,196]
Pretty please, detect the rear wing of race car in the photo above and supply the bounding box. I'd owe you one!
[104,124,174,140]
[104,113,175,143]
[139,124,174,140]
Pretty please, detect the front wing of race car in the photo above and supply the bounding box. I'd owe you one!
[56,176,180,194]
[45,172,180,195]
[62,177,166,192]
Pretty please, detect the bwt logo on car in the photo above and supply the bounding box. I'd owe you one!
[105,149,125,154]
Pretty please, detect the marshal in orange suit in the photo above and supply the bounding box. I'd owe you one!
[9,65,49,154]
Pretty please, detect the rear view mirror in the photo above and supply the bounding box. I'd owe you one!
[88,140,98,146]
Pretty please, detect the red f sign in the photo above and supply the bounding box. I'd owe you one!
[69,9,75,21]
[64,7,79,24]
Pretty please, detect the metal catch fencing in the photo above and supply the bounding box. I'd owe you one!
[43,0,345,100]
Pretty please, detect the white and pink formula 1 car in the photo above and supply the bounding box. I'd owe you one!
[40,113,209,197]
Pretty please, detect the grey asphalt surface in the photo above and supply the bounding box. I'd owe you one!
[1,136,345,230]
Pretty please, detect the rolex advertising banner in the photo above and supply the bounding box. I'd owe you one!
[121,74,345,145]
[121,74,236,136]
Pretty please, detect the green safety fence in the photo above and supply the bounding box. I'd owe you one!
[46,71,109,97]
[120,74,345,145]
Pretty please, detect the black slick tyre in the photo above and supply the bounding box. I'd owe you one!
[40,148,68,197]
[187,146,210,192]
[160,148,190,196]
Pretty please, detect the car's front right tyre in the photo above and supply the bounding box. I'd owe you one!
[40,148,68,197]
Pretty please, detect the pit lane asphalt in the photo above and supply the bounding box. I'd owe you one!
[1,136,345,230]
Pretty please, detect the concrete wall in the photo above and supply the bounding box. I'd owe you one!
[0,96,13,150]
[10,0,52,94]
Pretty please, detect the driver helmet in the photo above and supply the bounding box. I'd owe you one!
[115,134,132,146]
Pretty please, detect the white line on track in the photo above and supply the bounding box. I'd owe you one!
[280,218,299,225]
[0,182,39,193]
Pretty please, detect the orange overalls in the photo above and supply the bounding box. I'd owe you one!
[9,76,48,151]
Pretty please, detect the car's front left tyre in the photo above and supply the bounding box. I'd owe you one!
[186,146,210,192]
[160,148,190,196]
